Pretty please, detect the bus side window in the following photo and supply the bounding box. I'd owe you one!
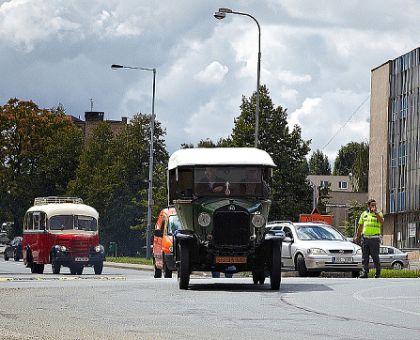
[40,213,46,230]
[33,212,40,230]
[23,213,28,230]
[28,213,34,231]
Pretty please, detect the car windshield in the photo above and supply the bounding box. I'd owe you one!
[194,167,267,197]
[168,215,180,235]
[296,225,345,241]
[49,215,98,231]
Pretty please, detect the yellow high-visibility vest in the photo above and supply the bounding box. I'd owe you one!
[358,210,383,236]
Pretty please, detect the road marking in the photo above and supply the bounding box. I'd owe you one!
[0,276,126,282]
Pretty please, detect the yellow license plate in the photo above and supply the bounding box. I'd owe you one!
[215,256,247,264]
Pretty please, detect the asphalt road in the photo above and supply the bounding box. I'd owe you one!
[0,257,419,340]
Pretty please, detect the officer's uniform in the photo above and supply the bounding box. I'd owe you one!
[358,210,383,277]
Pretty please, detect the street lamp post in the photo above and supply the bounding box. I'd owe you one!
[111,64,156,259]
[214,7,261,148]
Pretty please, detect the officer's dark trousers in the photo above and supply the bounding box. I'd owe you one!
[362,236,381,274]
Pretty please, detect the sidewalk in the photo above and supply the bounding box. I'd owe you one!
[104,261,153,271]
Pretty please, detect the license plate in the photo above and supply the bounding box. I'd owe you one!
[333,257,352,263]
[75,257,89,262]
[215,256,247,264]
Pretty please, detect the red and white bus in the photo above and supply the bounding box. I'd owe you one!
[23,197,105,275]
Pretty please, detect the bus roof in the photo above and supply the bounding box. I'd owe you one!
[168,148,276,170]
[27,203,99,219]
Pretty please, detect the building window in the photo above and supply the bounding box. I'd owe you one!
[320,180,329,188]
[338,181,348,189]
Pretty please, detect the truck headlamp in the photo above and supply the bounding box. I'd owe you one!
[198,212,211,227]
[251,214,265,228]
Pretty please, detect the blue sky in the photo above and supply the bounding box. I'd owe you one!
[1,0,420,161]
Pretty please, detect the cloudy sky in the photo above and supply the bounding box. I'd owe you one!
[1,0,420,162]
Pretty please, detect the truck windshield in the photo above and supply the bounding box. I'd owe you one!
[194,167,267,197]
[49,215,98,231]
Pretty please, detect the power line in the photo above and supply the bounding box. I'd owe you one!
[322,95,370,151]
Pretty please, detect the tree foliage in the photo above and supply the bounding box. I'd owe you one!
[228,85,312,220]
[67,115,168,255]
[309,149,331,175]
[333,142,369,192]
[0,98,83,236]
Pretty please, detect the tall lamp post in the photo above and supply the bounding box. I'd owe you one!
[111,64,156,259]
[214,7,261,148]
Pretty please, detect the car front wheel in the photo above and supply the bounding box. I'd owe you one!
[296,254,308,277]
[392,262,403,270]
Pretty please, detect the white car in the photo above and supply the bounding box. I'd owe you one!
[266,221,363,277]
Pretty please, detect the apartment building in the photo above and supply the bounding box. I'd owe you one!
[370,47,420,250]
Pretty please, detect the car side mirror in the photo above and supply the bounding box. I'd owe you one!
[283,236,293,243]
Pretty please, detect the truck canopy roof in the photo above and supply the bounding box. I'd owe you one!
[168,148,276,170]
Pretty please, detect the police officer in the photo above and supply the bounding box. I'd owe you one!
[355,199,384,278]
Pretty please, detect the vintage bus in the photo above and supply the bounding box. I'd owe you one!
[23,197,105,275]
[168,147,285,290]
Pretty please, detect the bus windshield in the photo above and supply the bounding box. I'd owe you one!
[49,215,98,231]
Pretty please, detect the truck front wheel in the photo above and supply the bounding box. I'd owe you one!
[178,243,190,290]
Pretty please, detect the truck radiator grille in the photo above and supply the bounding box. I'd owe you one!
[213,211,250,247]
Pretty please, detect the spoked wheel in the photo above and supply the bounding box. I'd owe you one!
[94,262,103,275]
[52,260,61,274]
[270,243,281,290]
[178,243,190,290]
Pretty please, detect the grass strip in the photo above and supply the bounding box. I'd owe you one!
[106,256,153,266]
[368,269,420,278]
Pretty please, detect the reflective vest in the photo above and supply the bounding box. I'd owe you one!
[358,210,383,236]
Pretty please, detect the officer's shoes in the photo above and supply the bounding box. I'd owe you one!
[359,273,368,278]
[374,273,380,278]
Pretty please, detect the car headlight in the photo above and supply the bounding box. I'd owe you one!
[356,248,362,255]
[307,248,327,255]
[95,245,104,253]
[252,214,266,228]
[198,212,211,227]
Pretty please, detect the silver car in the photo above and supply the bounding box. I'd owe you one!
[373,246,409,270]
[266,221,362,277]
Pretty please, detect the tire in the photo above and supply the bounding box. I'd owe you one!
[94,262,103,275]
[270,243,281,290]
[154,260,162,278]
[13,251,19,262]
[352,270,360,278]
[392,262,403,270]
[4,253,9,261]
[178,243,190,290]
[76,266,83,275]
[52,260,61,274]
[33,263,44,274]
[296,254,308,277]
[163,261,172,278]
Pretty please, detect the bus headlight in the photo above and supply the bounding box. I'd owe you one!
[198,212,211,227]
[251,214,265,228]
[59,245,67,252]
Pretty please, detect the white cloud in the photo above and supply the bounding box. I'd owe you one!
[194,61,228,84]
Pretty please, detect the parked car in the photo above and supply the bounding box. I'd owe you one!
[152,207,180,278]
[374,246,409,270]
[4,236,23,261]
[266,221,363,277]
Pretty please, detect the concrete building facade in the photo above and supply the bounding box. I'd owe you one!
[69,112,127,141]
[370,47,420,250]
[307,175,368,229]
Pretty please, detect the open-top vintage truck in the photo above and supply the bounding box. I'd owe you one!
[168,147,285,290]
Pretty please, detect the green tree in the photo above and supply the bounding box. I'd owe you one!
[309,149,331,175]
[229,85,312,220]
[0,98,83,236]
[333,142,369,192]
[67,114,168,255]
[343,200,366,237]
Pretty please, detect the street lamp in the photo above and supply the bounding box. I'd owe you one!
[111,63,156,259]
[214,7,261,148]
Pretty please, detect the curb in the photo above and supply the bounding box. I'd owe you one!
[103,261,154,271]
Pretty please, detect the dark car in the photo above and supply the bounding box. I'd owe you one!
[4,236,23,261]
